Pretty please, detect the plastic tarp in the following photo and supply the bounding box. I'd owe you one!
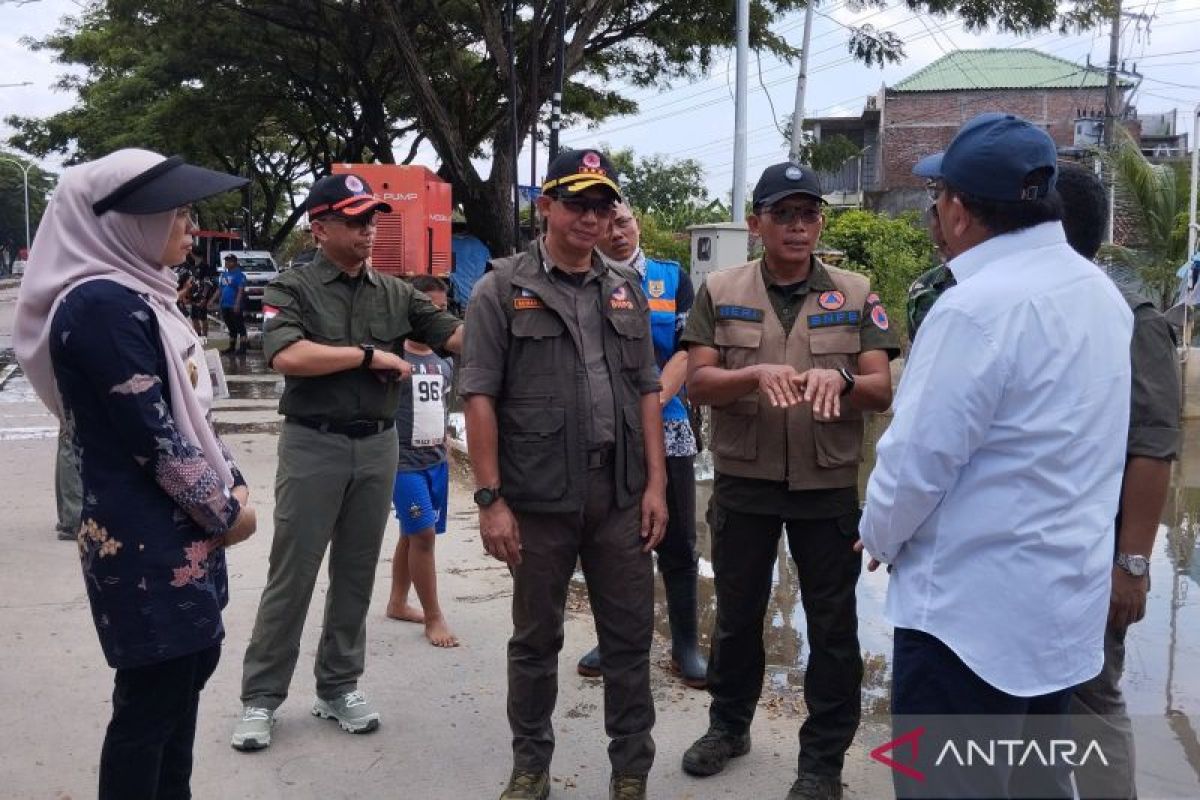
[450,233,491,308]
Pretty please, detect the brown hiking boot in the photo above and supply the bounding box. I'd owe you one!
[499,768,550,800]
[681,727,751,776]
[610,773,648,800]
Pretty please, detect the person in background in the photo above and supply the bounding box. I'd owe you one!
[575,200,706,689]
[14,148,257,800]
[859,114,1133,799]
[386,274,459,648]
[218,253,247,355]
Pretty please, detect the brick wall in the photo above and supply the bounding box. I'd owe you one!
[881,87,1118,188]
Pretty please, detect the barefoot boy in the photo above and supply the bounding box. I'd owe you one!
[387,275,458,648]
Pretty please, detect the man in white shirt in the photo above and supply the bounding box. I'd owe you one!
[859,113,1133,798]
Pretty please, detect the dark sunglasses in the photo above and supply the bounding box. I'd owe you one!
[557,196,616,218]
[318,213,378,230]
[763,205,822,226]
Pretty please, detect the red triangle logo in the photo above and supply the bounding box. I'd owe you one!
[870,726,927,782]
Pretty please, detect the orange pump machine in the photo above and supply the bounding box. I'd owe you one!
[330,163,452,277]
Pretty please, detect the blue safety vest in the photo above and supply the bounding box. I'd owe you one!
[642,257,689,423]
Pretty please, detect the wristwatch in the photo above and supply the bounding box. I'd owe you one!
[473,486,502,507]
[837,367,856,396]
[359,344,375,369]
[1115,553,1150,577]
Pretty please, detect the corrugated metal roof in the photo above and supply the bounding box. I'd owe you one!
[892,49,1132,92]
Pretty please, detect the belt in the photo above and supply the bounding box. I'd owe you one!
[287,416,395,439]
[586,446,614,469]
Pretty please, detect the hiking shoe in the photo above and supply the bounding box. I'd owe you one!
[610,773,648,800]
[577,645,602,678]
[230,706,275,751]
[498,768,550,800]
[311,690,380,734]
[786,772,844,800]
[681,727,751,777]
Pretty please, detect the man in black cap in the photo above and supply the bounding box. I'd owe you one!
[459,148,667,800]
[232,172,463,751]
[680,162,899,800]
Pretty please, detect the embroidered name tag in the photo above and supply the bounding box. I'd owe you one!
[716,305,764,322]
[513,297,545,310]
[807,310,861,328]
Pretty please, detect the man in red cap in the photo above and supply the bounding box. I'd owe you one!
[232,172,464,751]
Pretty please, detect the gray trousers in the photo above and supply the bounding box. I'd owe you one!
[240,422,398,709]
[508,465,656,775]
[1071,624,1136,799]
[55,427,83,534]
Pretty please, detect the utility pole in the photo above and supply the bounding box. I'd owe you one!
[530,0,541,198]
[548,0,567,160]
[1102,0,1122,244]
[505,0,522,252]
[732,0,749,223]
[788,2,815,163]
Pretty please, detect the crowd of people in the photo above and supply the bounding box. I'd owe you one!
[13,109,1180,800]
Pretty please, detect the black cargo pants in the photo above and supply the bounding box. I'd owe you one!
[706,502,863,778]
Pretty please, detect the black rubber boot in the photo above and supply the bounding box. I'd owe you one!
[576,645,602,678]
[663,569,707,689]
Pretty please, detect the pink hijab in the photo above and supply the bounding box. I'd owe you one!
[14,148,234,488]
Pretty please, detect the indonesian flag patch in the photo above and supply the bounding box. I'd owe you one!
[262,304,280,321]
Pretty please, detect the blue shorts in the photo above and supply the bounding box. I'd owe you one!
[393,462,449,535]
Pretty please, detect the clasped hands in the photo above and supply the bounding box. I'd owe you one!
[755,364,847,420]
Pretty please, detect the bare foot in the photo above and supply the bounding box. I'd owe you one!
[424,616,460,648]
[386,602,425,623]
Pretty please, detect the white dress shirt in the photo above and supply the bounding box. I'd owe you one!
[860,221,1132,697]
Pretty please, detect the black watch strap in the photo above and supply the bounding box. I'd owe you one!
[474,486,502,507]
[838,367,856,396]
[359,344,375,369]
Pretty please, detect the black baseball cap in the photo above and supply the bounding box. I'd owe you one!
[305,173,393,219]
[752,162,825,209]
[223,253,239,263]
[913,113,1058,202]
[91,155,249,216]
[541,149,621,200]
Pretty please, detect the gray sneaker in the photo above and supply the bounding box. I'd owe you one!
[230,706,275,751]
[311,690,380,733]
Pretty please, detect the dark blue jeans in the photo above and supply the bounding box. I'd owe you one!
[891,628,1073,800]
[99,644,221,800]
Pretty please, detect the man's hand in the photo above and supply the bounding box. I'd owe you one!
[852,539,883,572]
[369,350,413,382]
[640,483,668,552]
[480,500,522,566]
[795,368,847,420]
[754,364,803,408]
[1109,566,1149,628]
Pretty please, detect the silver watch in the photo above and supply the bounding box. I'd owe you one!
[1115,553,1150,577]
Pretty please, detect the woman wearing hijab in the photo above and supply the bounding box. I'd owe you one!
[14,149,258,799]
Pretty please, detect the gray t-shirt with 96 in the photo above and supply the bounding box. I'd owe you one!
[394,350,454,471]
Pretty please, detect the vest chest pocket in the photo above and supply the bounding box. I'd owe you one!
[711,396,758,461]
[511,310,566,375]
[713,321,763,370]
[607,312,649,369]
[498,406,568,501]
[808,328,860,372]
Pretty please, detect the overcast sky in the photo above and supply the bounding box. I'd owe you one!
[2,0,1198,199]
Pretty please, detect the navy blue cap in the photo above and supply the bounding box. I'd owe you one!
[92,155,248,216]
[752,162,824,208]
[913,113,1058,202]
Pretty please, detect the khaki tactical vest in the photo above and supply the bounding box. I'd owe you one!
[706,259,868,490]
[488,245,652,514]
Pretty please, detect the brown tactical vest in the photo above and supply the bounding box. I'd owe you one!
[706,259,869,490]
[487,244,652,513]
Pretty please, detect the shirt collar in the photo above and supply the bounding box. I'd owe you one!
[312,250,377,285]
[538,237,603,282]
[947,221,1068,284]
[759,256,836,292]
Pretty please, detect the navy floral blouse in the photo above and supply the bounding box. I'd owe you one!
[51,280,245,669]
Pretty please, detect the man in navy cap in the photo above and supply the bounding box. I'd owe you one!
[231,172,463,751]
[460,148,667,800]
[859,113,1134,797]
[680,162,899,800]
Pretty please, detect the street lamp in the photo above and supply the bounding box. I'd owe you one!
[0,156,33,254]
